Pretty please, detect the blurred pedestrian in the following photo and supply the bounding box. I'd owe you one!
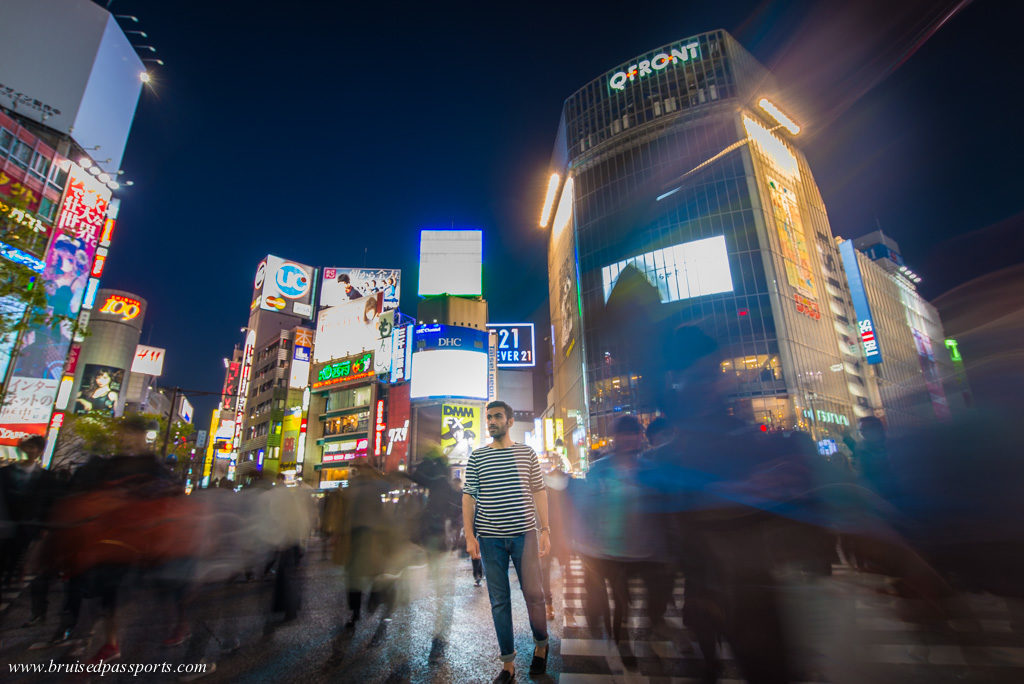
[541,464,570,620]
[0,436,58,602]
[463,400,550,682]
[569,415,665,667]
[410,451,461,661]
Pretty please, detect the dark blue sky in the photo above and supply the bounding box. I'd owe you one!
[99,0,1022,414]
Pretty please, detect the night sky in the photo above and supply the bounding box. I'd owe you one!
[98,0,1022,417]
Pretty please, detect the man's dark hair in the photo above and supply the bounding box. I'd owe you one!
[486,400,513,421]
[646,417,671,443]
[613,415,643,435]
[338,273,351,284]
[18,435,45,451]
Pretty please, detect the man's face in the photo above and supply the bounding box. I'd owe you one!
[486,408,511,439]
[20,444,42,464]
[614,430,644,455]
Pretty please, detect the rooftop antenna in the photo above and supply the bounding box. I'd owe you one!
[363,247,367,267]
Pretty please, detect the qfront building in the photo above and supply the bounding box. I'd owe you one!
[542,30,880,457]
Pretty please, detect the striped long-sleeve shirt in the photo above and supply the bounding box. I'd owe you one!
[463,443,544,537]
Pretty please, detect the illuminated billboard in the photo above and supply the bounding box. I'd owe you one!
[487,323,536,368]
[0,0,144,172]
[838,240,882,365]
[73,364,123,415]
[601,235,733,304]
[313,297,394,376]
[410,325,488,400]
[320,268,400,310]
[254,255,316,318]
[131,345,165,376]
[441,403,481,464]
[390,324,413,383]
[313,351,374,390]
[289,327,313,388]
[418,230,482,296]
[766,178,814,296]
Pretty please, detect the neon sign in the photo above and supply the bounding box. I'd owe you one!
[0,239,44,272]
[373,399,386,457]
[97,294,141,321]
[945,338,962,363]
[0,199,46,234]
[313,352,373,389]
[608,40,700,92]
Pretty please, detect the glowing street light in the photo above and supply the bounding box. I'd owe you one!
[758,98,801,135]
[139,71,151,84]
[539,172,561,228]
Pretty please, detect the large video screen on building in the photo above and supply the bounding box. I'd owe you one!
[601,235,733,304]
[410,324,488,399]
[418,230,482,296]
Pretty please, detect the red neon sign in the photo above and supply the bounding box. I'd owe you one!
[373,399,386,457]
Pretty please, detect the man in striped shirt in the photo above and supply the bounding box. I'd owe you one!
[463,400,550,683]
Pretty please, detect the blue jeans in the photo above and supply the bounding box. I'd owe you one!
[478,532,549,662]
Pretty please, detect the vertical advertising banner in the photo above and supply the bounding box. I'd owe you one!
[289,327,313,389]
[320,268,400,310]
[838,240,882,364]
[767,177,815,297]
[73,364,123,415]
[384,383,410,472]
[441,403,481,464]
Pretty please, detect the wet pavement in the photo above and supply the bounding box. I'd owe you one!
[3,538,1024,682]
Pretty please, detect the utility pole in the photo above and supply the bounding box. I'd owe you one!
[160,386,180,459]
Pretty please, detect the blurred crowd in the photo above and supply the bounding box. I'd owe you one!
[2,346,1024,683]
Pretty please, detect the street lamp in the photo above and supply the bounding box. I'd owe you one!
[125,30,148,38]
[134,45,157,53]
[142,58,164,66]
[115,15,139,23]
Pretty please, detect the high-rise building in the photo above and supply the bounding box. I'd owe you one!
[233,255,317,481]
[541,30,877,459]
[0,0,146,461]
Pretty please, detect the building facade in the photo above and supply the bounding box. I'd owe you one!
[543,30,877,456]
[840,232,966,429]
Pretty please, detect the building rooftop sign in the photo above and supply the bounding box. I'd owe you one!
[608,39,701,92]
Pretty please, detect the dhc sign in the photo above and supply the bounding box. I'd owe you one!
[608,40,701,92]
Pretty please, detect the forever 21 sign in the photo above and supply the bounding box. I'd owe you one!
[486,323,536,368]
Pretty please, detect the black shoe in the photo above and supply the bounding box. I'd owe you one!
[529,651,548,675]
[618,641,638,671]
[429,636,445,663]
[492,668,514,683]
[474,578,482,587]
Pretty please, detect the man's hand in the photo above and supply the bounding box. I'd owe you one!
[466,533,481,560]
[538,530,551,558]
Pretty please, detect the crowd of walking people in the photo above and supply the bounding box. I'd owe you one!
[2,361,1023,683]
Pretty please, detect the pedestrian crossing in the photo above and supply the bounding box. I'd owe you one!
[553,557,1024,682]
[0,575,32,615]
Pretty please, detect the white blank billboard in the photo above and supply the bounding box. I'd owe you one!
[0,0,144,172]
[410,349,488,400]
[601,235,733,304]
[418,230,482,296]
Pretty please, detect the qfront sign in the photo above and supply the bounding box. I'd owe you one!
[608,40,701,92]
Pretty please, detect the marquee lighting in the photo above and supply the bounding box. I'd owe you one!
[539,172,560,228]
[757,98,801,135]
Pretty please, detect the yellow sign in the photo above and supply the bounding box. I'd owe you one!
[767,177,815,296]
[544,418,564,452]
[441,403,480,462]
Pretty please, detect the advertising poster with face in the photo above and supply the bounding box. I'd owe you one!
[74,364,124,416]
[320,268,400,310]
[12,233,91,380]
[314,294,384,364]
